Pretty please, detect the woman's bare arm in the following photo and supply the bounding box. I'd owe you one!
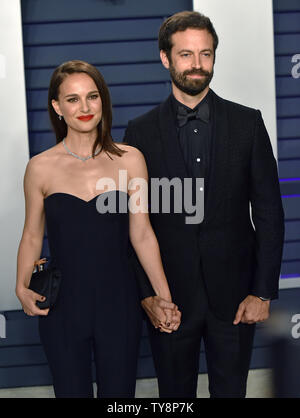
[125,146,181,331]
[16,156,49,316]
[127,148,171,300]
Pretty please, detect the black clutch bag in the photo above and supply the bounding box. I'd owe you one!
[29,258,62,309]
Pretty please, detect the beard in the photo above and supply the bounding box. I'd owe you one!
[169,64,214,96]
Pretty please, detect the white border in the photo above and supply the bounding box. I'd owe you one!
[0,0,29,311]
[193,0,278,159]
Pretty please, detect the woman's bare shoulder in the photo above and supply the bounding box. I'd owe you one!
[26,144,61,177]
[115,143,145,162]
[114,143,148,180]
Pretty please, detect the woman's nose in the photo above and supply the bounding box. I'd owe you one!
[80,99,90,113]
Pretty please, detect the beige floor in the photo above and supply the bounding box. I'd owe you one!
[0,368,273,398]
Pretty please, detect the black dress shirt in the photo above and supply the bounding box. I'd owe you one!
[171,89,213,181]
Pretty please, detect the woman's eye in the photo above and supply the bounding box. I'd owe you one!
[89,94,99,100]
[67,97,78,103]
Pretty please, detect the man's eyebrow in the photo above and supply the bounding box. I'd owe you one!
[64,90,99,98]
[177,48,213,53]
[177,49,193,54]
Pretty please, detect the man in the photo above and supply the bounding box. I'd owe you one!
[123,11,284,398]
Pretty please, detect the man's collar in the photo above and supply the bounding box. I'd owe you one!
[171,89,212,114]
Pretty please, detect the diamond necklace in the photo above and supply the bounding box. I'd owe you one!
[63,138,101,162]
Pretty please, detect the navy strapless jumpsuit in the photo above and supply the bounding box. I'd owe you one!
[39,191,142,398]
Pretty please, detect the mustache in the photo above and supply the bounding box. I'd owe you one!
[183,69,211,77]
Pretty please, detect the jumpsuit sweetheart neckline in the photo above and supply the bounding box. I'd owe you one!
[44,189,129,203]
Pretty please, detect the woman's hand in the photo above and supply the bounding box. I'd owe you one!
[159,306,182,333]
[16,286,49,317]
[141,296,182,333]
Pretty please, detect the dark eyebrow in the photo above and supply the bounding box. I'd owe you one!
[177,49,193,54]
[64,90,99,98]
[177,48,213,54]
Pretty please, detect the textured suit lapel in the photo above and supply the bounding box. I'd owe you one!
[158,95,189,180]
[203,91,230,223]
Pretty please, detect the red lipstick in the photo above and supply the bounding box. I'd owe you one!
[77,115,94,121]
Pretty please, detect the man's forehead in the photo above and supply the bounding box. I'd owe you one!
[170,28,214,48]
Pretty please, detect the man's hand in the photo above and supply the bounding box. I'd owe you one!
[233,295,270,325]
[141,296,181,333]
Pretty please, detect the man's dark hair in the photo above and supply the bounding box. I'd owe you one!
[158,11,219,60]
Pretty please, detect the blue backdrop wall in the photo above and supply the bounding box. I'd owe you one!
[0,0,299,389]
[274,0,300,281]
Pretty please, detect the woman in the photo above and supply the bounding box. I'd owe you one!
[16,60,180,398]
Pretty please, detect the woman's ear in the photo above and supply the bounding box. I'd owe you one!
[51,99,62,118]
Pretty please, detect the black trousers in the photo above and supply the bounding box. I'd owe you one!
[147,274,256,398]
[39,295,142,398]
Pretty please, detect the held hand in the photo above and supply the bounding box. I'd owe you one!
[141,296,179,333]
[16,287,49,317]
[159,306,182,333]
[233,295,270,325]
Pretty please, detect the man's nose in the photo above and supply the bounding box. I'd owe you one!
[192,54,202,69]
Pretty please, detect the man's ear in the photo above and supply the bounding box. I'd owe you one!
[160,50,170,70]
[51,99,62,118]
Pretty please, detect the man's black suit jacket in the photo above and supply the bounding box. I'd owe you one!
[123,90,285,321]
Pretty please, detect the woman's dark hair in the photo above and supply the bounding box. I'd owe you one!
[158,11,219,61]
[48,60,125,158]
